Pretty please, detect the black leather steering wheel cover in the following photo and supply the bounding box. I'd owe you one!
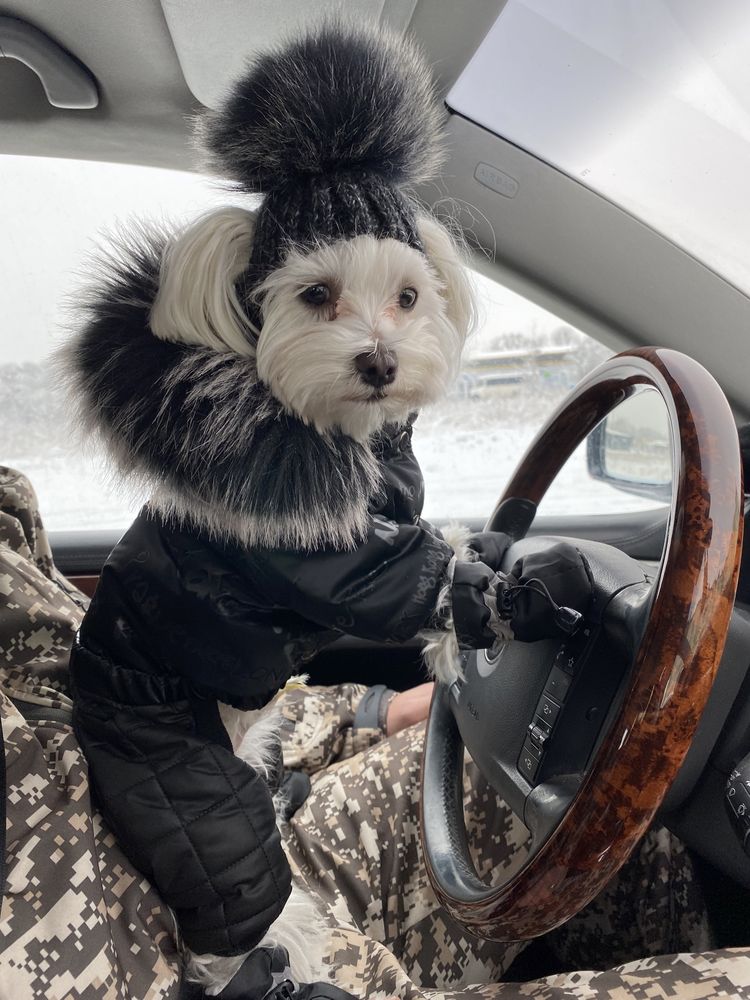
[421,683,498,904]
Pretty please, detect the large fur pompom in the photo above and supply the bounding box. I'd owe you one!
[197,21,444,192]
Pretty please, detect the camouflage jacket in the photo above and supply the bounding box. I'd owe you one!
[0,468,182,998]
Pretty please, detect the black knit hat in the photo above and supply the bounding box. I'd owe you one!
[197,22,445,326]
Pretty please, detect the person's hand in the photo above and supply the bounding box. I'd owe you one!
[385,683,434,735]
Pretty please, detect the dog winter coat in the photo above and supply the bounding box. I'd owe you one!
[64,230,501,957]
[60,18,523,971]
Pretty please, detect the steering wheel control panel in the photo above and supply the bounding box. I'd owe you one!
[518,649,577,783]
[517,626,597,786]
[726,761,750,853]
[518,670,570,784]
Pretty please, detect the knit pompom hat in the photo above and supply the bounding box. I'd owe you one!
[196,22,445,325]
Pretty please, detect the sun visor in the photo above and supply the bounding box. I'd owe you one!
[159,0,418,109]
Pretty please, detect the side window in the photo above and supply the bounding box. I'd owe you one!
[0,155,250,531]
[416,273,667,522]
[1,156,663,532]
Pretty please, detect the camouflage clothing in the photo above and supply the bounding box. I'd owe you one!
[0,468,181,999]
[428,950,750,1000]
[0,467,86,707]
[2,465,750,999]
[277,694,719,997]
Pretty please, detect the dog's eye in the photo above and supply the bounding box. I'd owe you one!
[399,287,418,310]
[300,284,330,307]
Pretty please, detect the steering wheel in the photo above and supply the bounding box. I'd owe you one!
[420,347,744,941]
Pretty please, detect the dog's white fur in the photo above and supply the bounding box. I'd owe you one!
[151,207,258,354]
[420,522,475,686]
[184,882,328,996]
[150,208,477,991]
[150,209,475,442]
[256,224,473,440]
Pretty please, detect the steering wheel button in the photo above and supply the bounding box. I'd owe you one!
[527,722,549,753]
[545,666,572,702]
[518,739,542,783]
[554,644,579,676]
[726,774,750,822]
[535,693,562,727]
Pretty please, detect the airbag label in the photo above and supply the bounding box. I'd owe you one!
[474,162,519,199]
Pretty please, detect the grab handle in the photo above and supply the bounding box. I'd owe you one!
[0,16,98,109]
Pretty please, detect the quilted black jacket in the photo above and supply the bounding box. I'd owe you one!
[70,422,465,957]
[63,227,501,960]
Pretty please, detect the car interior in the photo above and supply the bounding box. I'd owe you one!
[4,0,750,988]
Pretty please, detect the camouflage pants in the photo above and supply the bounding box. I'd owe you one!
[276,686,750,999]
[3,465,750,999]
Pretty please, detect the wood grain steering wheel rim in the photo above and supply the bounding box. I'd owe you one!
[421,347,744,941]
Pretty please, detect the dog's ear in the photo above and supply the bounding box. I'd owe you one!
[416,213,477,343]
[150,207,257,354]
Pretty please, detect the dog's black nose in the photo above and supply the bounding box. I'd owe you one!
[354,348,398,388]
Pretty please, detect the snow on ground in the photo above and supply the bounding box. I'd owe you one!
[8,383,663,536]
[416,393,662,523]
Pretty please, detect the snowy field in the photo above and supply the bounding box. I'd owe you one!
[3,376,663,535]
[415,404,661,523]
[4,419,661,533]
[0,156,666,533]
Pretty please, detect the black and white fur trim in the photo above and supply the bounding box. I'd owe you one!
[59,223,384,551]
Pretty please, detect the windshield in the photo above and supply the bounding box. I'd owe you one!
[448,0,750,296]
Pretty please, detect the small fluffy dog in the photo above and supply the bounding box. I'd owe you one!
[63,21,519,996]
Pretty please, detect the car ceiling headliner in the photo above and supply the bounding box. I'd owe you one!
[0,0,503,169]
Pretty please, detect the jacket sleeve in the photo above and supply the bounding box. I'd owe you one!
[277,683,387,774]
[250,515,454,643]
[71,653,292,958]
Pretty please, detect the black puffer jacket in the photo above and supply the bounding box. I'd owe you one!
[64,229,496,959]
[70,422,462,957]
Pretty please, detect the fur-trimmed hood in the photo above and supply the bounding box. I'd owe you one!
[61,227,386,551]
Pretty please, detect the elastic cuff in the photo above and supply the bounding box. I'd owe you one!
[353,684,396,733]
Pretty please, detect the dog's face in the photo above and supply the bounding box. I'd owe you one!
[150,209,475,441]
[255,235,462,440]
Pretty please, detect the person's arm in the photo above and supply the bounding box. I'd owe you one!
[276,681,434,773]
